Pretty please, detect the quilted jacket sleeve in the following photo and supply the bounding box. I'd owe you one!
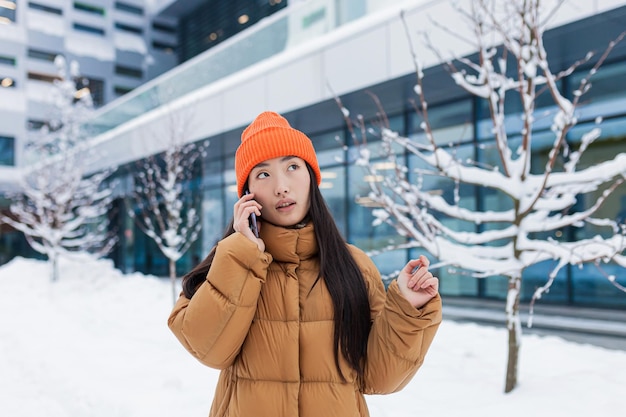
[168,232,272,369]
[352,248,442,394]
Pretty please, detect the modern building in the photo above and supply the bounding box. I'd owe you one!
[0,0,287,176]
[0,0,177,168]
[0,0,285,257]
[1,0,625,309]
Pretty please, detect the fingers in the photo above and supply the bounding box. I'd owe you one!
[417,276,439,293]
[408,270,434,290]
[406,257,438,293]
[235,193,261,218]
[237,192,262,215]
[233,193,262,235]
[405,256,431,288]
[404,255,431,274]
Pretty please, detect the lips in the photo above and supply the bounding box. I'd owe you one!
[276,199,296,210]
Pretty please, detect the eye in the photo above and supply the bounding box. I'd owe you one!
[255,171,269,179]
[287,163,299,171]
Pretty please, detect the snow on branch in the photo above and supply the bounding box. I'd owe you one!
[127,100,208,303]
[369,0,626,394]
[1,57,117,281]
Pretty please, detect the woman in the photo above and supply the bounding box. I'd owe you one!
[168,111,442,417]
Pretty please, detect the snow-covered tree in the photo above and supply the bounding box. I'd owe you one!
[343,0,626,393]
[0,56,117,282]
[128,105,208,304]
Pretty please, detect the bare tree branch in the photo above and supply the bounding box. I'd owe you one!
[0,57,117,281]
[128,100,208,304]
[343,0,626,393]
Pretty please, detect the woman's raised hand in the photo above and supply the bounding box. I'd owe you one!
[396,255,439,309]
[233,192,265,252]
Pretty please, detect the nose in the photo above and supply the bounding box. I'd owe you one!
[275,185,288,196]
[274,177,289,196]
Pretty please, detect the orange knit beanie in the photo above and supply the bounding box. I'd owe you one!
[235,111,321,197]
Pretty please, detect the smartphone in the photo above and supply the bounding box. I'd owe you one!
[244,190,259,238]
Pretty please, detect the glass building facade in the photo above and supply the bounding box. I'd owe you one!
[103,47,626,309]
[178,0,287,62]
[1,1,625,310]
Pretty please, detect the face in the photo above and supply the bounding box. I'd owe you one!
[248,156,311,227]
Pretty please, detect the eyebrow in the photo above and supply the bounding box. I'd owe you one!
[253,156,297,169]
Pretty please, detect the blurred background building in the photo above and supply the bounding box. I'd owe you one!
[1,0,625,308]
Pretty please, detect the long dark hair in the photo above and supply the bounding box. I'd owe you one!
[181,164,371,381]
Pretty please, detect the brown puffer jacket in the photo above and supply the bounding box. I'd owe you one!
[168,222,442,417]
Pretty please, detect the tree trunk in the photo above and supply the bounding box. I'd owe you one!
[51,252,59,282]
[504,276,522,393]
[169,259,177,305]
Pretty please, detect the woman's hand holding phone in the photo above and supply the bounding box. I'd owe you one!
[234,191,264,252]
[247,194,259,239]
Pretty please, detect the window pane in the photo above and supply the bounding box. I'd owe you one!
[28,49,59,62]
[115,65,142,78]
[572,263,626,308]
[115,2,143,15]
[114,85,132,96]
[347,159,406,267]
[152,21,176,34]
[0,135,15,166]
[74,2,105,15]
[73,23,105,35]
[201,187,225,257]
[115,22,143,34]
[410,99,473,145]
[29,2,62,15]
[152,41,176,54]
[569,60,626,115]
[311,130,345,165]
[319,165,346,237]
[77,77,104,107]
[0,55,16,66]
[0,0,16,22]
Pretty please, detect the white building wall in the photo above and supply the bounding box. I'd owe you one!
[86,0,626,174]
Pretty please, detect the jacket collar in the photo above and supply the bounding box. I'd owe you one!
[260,221,318,264]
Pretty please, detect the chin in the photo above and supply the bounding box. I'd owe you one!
[277,216,307,227]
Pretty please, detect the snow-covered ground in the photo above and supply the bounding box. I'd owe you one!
[1,255,625,417]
